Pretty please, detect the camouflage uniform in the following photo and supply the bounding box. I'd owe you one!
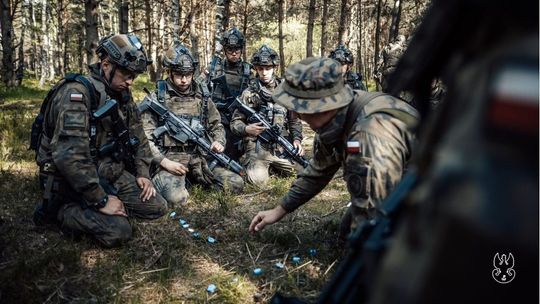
[205,28,254,161]
[231,78,303,185]
[142,79,244,205]
[375,35,407,93]
[35,34,166,247]
[273,57,419,231]
[142,44,244,206]
[329,44,367,91]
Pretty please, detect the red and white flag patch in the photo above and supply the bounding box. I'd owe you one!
[70,93,84,102]
[346,141,360,154]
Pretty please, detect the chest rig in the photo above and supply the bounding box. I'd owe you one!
[210,60,251,103]
[155,80,208,149]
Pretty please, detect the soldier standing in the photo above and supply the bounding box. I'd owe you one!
[329,44,367,91]
[204,27,254,161]
[142,44,244,207]
[33,34,167,248]
[230,45,304,185]
[248,57,419,236]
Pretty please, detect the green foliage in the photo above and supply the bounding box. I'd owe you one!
[0,107,37,162]
[0,78,50,104]
[131,74,154,102]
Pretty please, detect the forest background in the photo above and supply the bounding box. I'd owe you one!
[0,0,430,303]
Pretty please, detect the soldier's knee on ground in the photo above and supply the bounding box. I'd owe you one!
[163,188,189,207]
[97,220,132,248]
[247,167,270,186]
[221,174,245,193]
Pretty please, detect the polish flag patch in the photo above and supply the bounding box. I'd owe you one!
[70,93,84,102]
[346,141,360,154]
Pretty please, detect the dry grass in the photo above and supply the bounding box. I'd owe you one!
[0,78,349,303]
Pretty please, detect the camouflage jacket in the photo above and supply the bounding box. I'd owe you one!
[345,71,367,91]
[230,78,303,151]
[280,91,419,212]
[36,63,154,206]
[141,78,225,165]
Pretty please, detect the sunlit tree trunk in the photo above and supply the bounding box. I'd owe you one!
[1,0,17,86]
[85,0,99,69]
[306,0,316,57]
[338,0,348,44]
[319,0,329,56]
[277,0,285,76]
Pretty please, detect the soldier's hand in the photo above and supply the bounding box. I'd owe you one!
[293,140,305,156]
[249,205,288,233]
[137,177,156,202]
[210,141,225,153]
[245,122,267,136]
[99,195,127,217]
[161,158,189,176]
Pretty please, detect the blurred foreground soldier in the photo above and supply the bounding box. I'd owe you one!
[31,34,167,247]
[329,44,367,91]
[231,45,304,185]
[306,1,538,303]
[248,57,418,234]
[142,44,244,206]
[205,27,254,161]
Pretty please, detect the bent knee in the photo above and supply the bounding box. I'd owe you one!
[247,169,269,185]
[164,189,189,207]
[97,221,132,248]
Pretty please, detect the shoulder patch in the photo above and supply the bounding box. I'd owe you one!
[70,93,84,102]
[346,141,360,154]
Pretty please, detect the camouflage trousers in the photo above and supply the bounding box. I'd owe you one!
[223,126,244,162]
[57,170,167,248]
[152,155,244,207]
[241,144,296,186]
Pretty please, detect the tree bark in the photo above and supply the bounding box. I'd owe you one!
[119,0,129,34]
[374,0,383,90]
[223,0,230,30]
[320,0,329,56]
[1,0,17,86]
[356,0,363,75]
[39,0,50,87]
[242,0,249,61]
[277,0,285,76]
[306,0,316,57]
[85,0,99,69]
[337,0,349,44]
[144,0,156,81]
[388,0,402,42]
[172,0,180,44]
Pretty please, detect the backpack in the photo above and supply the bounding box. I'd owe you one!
[29,73,98,159]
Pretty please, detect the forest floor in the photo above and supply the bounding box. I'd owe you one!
[0,77,349,303]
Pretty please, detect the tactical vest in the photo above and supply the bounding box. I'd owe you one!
[210,60,251,103]
[155,81,207,149]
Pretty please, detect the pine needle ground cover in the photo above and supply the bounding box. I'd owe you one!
[0,78,348,303]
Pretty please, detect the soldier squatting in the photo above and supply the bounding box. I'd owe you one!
[32,27,418,249]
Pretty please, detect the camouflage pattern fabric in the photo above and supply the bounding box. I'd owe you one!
[273,57,418,231]
[345,71,367,91]
[273,57,354,114]
[58,170,166,247]
[36,63,166,246]
[142,78,244,206]
[375,35,407,92]
[230,78,303,185]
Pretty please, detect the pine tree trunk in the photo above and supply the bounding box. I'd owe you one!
[338,0,348,44]
[28,1,37,76]
[374,0,383,90]
[214,0,226,55]
[119,0,129,34]
[277,0,285,76]
[306,0,316,57]
[85,0,99,69]
[356,0,363,76]
[172,0,180,44]
[39,0,50,87]
[16,4,25,86]
[320,0,329,56]
[242,0,249,61]
[388,0,402,42]
[223,0,230,30]
[1,0,17,87]
[144,0,156,81]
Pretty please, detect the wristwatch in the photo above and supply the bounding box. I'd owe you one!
[91,195,108,210]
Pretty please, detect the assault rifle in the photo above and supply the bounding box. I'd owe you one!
[231,98,309,168]
[139,89,245,176]
[94,99,140,176]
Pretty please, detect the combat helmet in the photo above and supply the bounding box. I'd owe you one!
[96,33,151,74]
[251,45,280,67]
[273,57,354,114]
[163,44,198,73]
[222,27,245,49]
[329,44,354,65]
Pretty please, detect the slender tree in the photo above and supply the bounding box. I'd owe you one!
[388,0,402,42]
[119,0,129,34]
[85,0,99,70]
[277,0,285,76]
[1,0,17,86]
[338,0,349,44]
[374,0,383,89]
[320,0,329,56]
[306,0,316,57]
